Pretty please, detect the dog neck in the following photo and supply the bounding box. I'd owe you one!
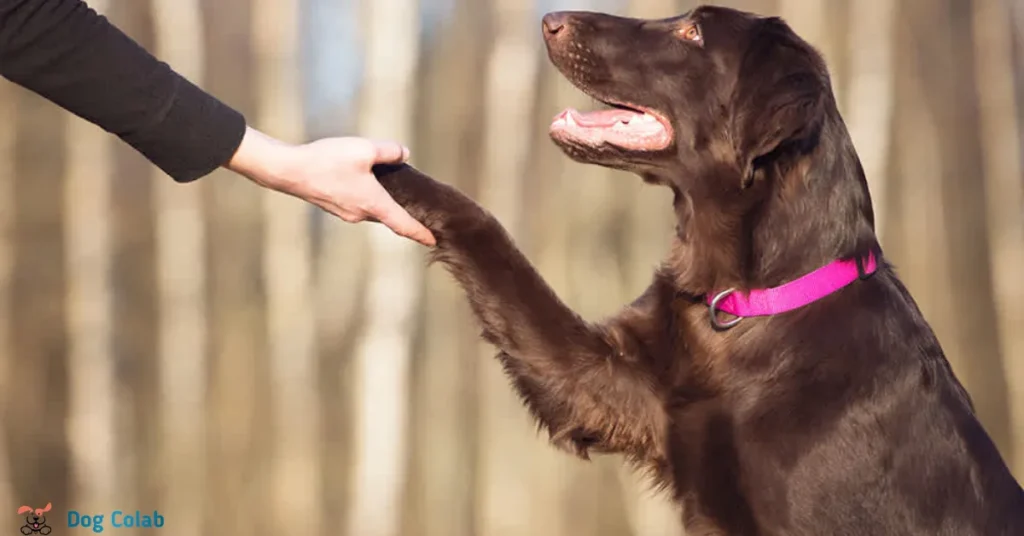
[665,109,879,296]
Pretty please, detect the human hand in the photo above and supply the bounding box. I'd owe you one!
[226,127,436,246]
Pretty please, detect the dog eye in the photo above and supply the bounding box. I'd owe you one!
[679,24,702,43]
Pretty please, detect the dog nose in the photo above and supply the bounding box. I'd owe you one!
[542,12,570,36]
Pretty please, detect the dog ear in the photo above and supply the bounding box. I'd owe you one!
[730,17,827,186]
[17,506,32,515]
[38,503,52,514]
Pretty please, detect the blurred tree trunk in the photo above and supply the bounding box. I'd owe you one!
[344,0,422,534]
[1013,0,1024,152]
[3,44,71,515]
[150,0,209,533]
[888,0,1012,461]
[62,0,117,514]
[252,0,322,533]
[1010,0,1024,480]
[312,1,367,531]
[0,440,9,531]
[564,158,643,536]
[0,74,15,534]
[842,0,895,239]
[107,0,162,510]
[401,0,490,535]
[922,0,1012,462]
[199,0,272,533]
[972,0,1024,476]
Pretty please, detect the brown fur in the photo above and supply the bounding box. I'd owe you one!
[372,5,1024,535]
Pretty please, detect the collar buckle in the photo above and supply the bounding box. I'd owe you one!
[708,288,743,331]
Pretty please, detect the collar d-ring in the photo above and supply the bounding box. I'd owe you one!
[708,287,743,331]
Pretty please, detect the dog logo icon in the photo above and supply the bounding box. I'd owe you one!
[18,503,52,535]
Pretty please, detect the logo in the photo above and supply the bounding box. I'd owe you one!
[17,503,52,535]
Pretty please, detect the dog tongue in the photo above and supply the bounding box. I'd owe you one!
[570,107,640,127]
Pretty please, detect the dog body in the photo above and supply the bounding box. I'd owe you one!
[373,5,1024,535]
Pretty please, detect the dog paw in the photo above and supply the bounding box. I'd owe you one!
[373,163,492,238]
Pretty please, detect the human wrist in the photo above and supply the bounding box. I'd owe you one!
[225,126,299,189]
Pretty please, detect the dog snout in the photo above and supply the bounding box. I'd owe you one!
[542,12,572,39]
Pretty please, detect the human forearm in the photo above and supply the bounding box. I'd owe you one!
[0,0,434,245]
[0,0,246,182]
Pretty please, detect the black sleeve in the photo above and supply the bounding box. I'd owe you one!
[0,0,247,183]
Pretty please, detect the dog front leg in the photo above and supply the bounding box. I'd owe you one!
[373,164,668,463]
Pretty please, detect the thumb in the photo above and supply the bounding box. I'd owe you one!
[372,140,411,165]
[374,204,437,247]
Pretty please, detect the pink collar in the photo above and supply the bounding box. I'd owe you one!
[705,250,879,330]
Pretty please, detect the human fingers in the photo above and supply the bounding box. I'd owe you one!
[372,140,411,165]
[366,195,436,246]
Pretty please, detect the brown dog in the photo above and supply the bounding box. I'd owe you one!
[373,5,1024,535]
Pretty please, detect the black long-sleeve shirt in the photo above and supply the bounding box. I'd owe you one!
[0,0,247,182]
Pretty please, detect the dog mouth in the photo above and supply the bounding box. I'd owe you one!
[541,21,673,154]
[549,98,673,153]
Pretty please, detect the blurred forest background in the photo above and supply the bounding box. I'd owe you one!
[1,0,1022,535]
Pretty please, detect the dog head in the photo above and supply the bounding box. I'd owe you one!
[544,5,827,179]
[18,503,51,529]
[543,5,874,290]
